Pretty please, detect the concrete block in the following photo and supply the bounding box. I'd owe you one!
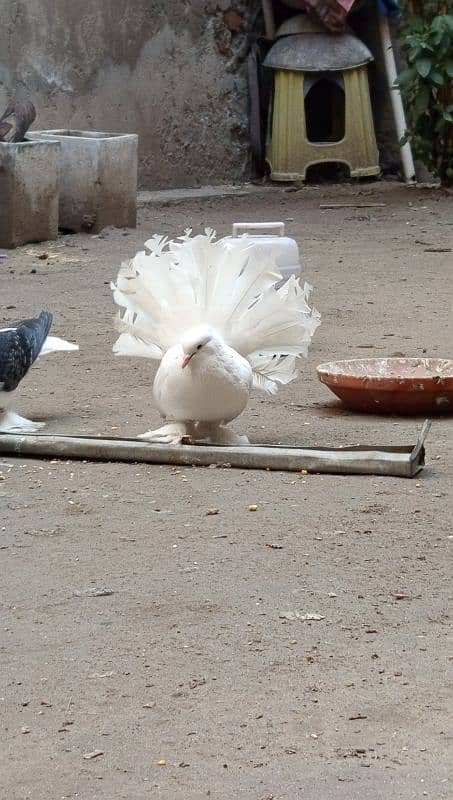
[0,139,60,249]
[28,130,138,233]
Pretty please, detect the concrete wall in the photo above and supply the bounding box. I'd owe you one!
[0,0,402,188]
[0,0,257,189]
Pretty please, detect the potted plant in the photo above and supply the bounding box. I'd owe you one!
[396,2,453,187]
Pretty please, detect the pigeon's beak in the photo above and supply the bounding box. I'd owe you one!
[182,353,193,369]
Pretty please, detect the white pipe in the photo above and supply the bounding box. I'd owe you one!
[378,14,416,183]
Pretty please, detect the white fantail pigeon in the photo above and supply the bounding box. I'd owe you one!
[0,311,78,432]
[112,229,320,445]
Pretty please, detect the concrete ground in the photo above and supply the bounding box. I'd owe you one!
[1,182,452,800]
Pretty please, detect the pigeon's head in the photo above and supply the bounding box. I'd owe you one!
[181,326,216,368]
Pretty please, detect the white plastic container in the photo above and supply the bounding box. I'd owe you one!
[222,221,300,280]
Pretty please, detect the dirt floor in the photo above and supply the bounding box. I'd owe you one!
[1,182,452,800]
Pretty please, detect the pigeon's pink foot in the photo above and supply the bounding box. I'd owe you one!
[195,423,249,446]
[137,422,248,446]
[0,410,45,433]
[137,422,194,445]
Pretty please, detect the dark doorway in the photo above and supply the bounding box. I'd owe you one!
[304,73,345,143]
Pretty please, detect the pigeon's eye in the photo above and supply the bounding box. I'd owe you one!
[197,344,202,350]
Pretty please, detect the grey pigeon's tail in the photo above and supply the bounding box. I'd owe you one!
[0,311,53,391]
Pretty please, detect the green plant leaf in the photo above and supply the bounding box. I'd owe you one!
[416,58,432,78]
[394,66,416,88]
[412,84,431,118]
[430,71,445,86]
[431,15,453,34]
[431,16,445,32]
[399,10,453,187]
[432,30,447,46]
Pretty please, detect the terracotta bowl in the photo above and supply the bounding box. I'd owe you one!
[317,357,453,415]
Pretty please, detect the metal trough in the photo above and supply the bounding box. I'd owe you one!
[0,420,431,478]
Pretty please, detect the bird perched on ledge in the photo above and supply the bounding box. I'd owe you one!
[112,229,320,445]
[0,311,78,432]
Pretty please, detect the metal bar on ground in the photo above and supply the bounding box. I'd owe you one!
[0,422,431,477]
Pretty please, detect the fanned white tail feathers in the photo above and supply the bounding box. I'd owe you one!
[112,230,320,393]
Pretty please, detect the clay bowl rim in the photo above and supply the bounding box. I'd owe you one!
[316,357,453,392]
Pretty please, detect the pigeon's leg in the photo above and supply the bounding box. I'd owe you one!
[195,423,249,446]
[0,409,45,433]
[137,422,196,445]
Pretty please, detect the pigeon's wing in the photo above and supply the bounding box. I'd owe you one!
[0,311,53,391]
[16,312,53,360]
[0,330,34,391]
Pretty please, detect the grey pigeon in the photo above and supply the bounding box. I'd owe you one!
[0,311,78,432]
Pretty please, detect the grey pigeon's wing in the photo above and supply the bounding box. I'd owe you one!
[0,311,53,391]
[15,312,53,361]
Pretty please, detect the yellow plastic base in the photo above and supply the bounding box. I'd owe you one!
[266,66,380,181]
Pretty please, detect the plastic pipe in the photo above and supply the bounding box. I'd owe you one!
[379,14,416,183]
